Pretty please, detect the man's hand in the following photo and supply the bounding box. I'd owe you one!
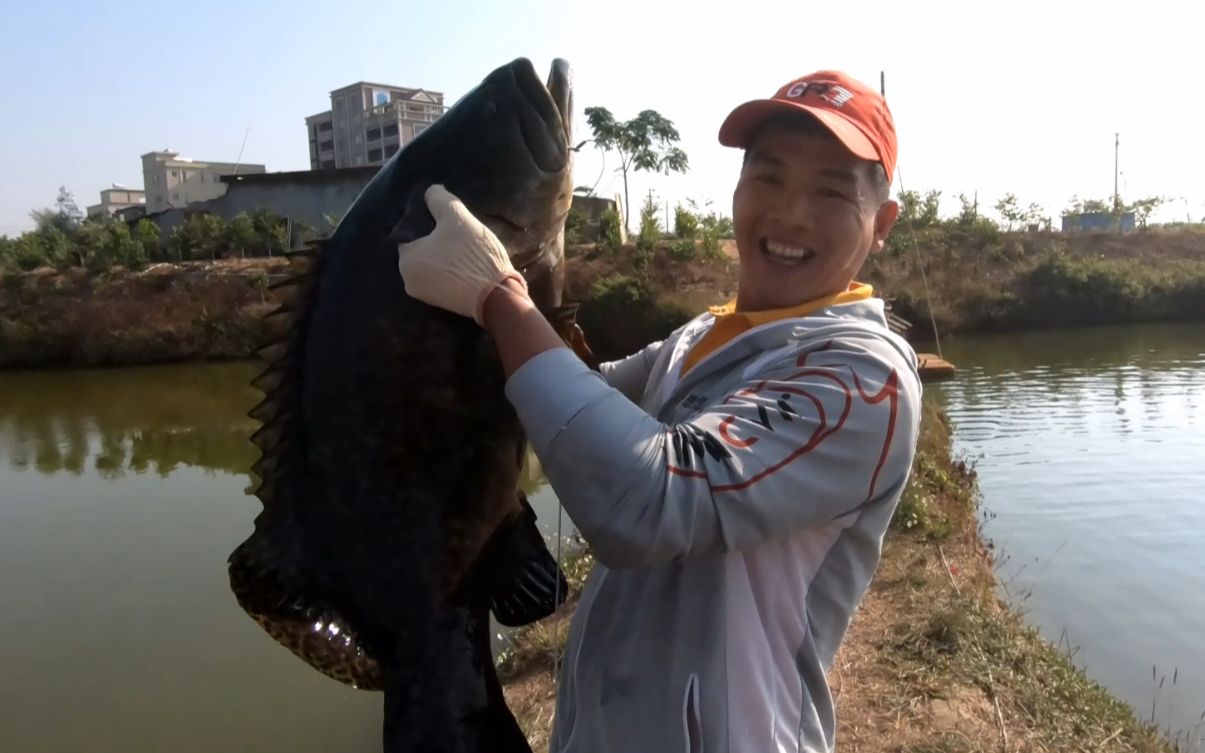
[396,184,529,324]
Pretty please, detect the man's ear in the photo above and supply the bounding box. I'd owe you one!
[870,200,900,254]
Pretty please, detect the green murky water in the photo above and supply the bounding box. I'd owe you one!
[929,322,1205,749]
[0,361,566,752]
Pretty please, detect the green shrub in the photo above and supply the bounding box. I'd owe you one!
[668,239,696,262]
[674,205,699,239]
[599,208,622,253]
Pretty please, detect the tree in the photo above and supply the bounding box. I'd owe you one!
[1127,196,1166,229]
[954,193,979,227]
[75,217,147,271]
[583,107,689,231]
[224,214,257,258]
[637,193,660,254]
[1066,196,1113,216]
[168,213,225,261]
[30,186,84,235]
[1022,202,1048,230]
[674,205,699,239]
[995,193,1024,231]
[598,207,623,252]
[897,189,942,228]
[133,220,161,261]
[249,209,287,257]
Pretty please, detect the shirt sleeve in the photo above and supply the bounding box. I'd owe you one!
[505,336,922,569]
[597,340,666,402]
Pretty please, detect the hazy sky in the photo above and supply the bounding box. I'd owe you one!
[3,0,1203,236]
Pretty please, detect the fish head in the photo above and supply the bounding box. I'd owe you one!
[392,58,574,310]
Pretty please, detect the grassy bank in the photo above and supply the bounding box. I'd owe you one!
[4,228,1204,370]
[864,227,1205,337]
[498,397,1185,752]
[567,227,1205,362]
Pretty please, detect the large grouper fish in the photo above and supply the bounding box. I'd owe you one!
[226,57,588,752]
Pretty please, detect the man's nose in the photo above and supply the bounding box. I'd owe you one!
[770,193,816,231]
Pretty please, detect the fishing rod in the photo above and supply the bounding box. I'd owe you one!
[880,72,944,359]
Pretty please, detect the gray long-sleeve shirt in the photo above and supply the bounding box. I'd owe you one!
[505,297,922,753]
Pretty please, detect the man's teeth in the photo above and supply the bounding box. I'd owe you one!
[765,240,813,260]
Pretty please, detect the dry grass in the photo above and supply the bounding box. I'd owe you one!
[863,227,1205,336]
[6,229,1203,370]
[0,258,288,368]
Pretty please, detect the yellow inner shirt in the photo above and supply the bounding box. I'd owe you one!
[680,282,874,376]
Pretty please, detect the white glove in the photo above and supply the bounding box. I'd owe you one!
[396,184,528,324]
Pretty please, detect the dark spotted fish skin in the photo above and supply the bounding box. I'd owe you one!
[226,57,576,752]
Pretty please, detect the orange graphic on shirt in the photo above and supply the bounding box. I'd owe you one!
[668,346,900,501]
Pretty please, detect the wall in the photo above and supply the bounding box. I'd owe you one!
[144,169,377,245]
[570,194,626,243]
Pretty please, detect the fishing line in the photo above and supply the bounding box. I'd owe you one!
[879,69,943,358]
[588,151,607,196]
[893,165,944,359]
[553,494,565,680]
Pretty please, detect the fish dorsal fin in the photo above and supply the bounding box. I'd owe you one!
[228,240,388,691]
[245,242,323,500]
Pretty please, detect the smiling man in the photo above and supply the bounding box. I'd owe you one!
[397,70,923,753]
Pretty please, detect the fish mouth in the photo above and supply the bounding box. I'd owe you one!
[513,58,571,173]
[546,58,572,142]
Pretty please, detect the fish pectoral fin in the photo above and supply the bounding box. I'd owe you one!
[485,494,569,627]
[569,322,601,371]
[548,303,600,371]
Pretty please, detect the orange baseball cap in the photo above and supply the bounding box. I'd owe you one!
[718,70,897,180]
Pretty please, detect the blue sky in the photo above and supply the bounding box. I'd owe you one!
[2,0,1203,235]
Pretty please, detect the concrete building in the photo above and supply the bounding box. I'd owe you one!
[87,185,145,219]
[305,81,447,170]
[144,167,378,247]
[141,150,266,214]
[143,169,621,254]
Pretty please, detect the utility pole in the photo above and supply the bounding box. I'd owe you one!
[1113,132,1120,212]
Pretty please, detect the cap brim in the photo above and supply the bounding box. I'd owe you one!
[718,99,878,162]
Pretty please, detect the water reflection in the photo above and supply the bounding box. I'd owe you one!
[0,362,261,478]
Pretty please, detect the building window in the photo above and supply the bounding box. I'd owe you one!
[413,123,428,138]
[171,170,178,178]
[368,147,382,162]
[318,121,332,132]
[384,123,398,137]
[320,160,335,169]
[385,143,399,157]
[200,173,205,182]
[320,140,334,152]
[367,127,381,141]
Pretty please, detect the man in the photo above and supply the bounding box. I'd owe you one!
[397,70,922,753]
